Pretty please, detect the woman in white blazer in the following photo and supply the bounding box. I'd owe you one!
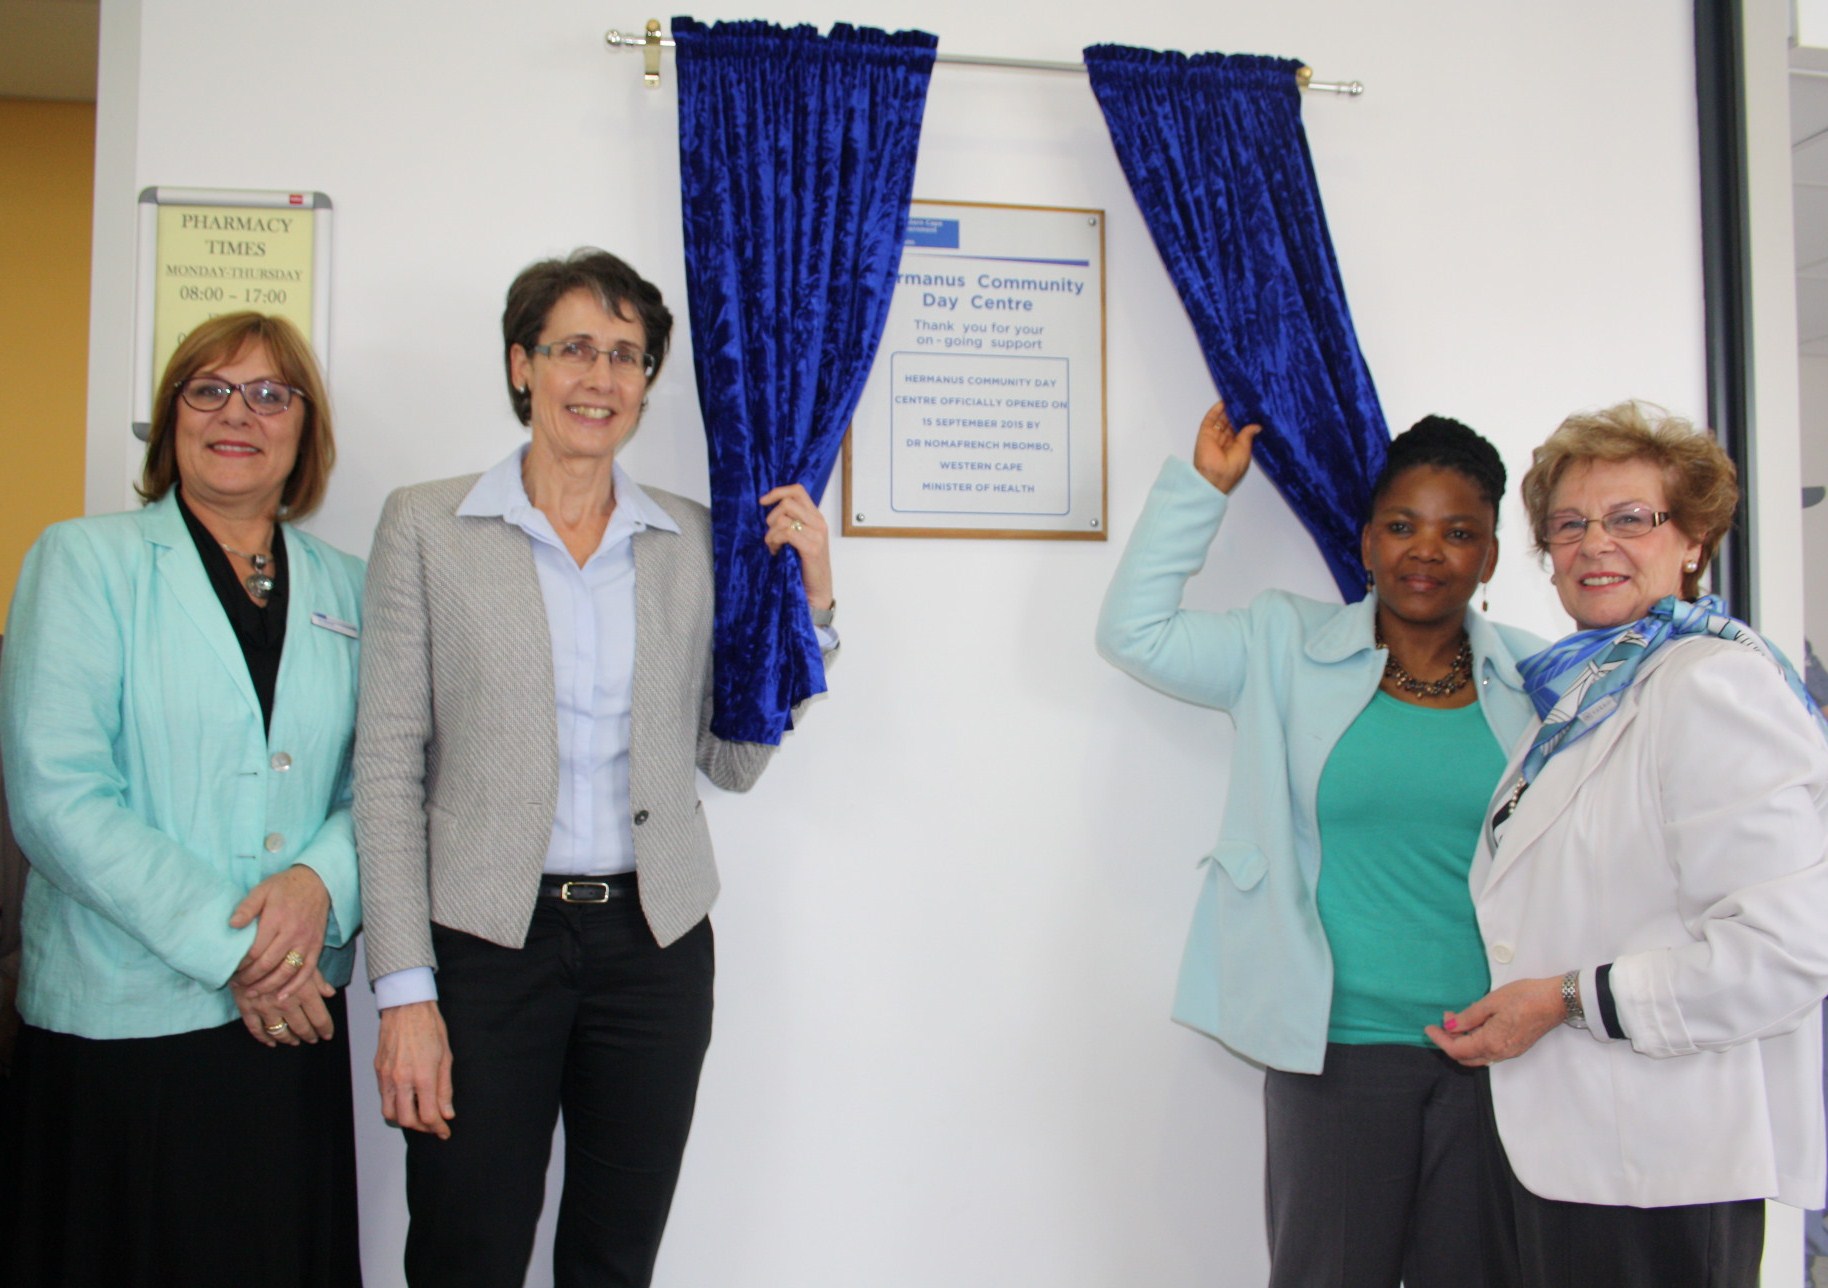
[1428,402,1828,1287]
[0,313,365,1285]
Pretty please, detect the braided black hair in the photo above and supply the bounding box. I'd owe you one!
[1368,415,1507,522]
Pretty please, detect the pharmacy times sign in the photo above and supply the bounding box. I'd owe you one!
[844,201,1106,540]
[132,188,333,441]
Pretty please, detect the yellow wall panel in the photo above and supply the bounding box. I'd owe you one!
[0,99,93,632]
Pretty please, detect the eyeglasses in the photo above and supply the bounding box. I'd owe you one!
[1544,506,1673,545]
[175,377,306,416]
[530,339,657,380]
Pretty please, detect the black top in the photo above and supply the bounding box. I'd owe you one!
[175,490,288,733]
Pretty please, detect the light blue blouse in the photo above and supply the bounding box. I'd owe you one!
[373,446,675,1008]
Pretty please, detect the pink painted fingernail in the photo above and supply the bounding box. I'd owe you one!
[1444,1017,1459,1032]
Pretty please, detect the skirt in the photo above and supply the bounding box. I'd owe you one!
[2,993,363,1287]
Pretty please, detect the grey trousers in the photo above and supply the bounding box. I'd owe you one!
[1264,1043,1494,1288]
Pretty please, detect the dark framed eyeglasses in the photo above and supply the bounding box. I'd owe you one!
[175,377,307,416]
[530,338,657,380]
[1543,506,1673,545]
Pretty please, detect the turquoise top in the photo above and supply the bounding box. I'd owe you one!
[1315,691,1505,1046]
[1095,457,1542,1074]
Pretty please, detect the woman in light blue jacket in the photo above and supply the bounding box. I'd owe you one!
[1097,400,1541,1288]
[0,313,364,1286]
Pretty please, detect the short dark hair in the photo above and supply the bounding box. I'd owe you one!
[500,248,673,425]
[1368,415,1507,523]
[139,311,336,519]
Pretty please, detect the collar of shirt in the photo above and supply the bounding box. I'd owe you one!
[457,444,680,555]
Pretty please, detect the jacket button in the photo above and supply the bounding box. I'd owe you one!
[264,833,285,853]
[1491,942,1514,964]
[270,752,293,772]
[633,809,650,825]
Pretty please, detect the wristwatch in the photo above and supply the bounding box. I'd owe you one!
[1560,969,1588,1029]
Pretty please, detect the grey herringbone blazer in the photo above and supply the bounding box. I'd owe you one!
[353,473,773,980]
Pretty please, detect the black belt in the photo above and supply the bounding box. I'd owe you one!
[537,873,637,903]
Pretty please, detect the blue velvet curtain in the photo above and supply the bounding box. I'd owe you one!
[1084,45,1388,601]
[674,16,936,744]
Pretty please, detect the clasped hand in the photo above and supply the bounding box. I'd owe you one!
[1425,977,1566,1067]
[227,863,335,1046]
[232,968,337,1047]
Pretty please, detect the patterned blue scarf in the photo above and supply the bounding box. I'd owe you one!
[1515,594,1828,785]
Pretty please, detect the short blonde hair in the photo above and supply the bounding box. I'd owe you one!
[139,312,336,519]
[1520,400,1737,599]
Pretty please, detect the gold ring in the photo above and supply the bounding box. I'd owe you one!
[282,950,306,968]
[265,1020,289,1034]
[791,520,805,532]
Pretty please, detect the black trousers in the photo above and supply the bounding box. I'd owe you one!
[1473,1070,1764,1288]
[1263,1042,1495,1288]
[404,895,715,1288]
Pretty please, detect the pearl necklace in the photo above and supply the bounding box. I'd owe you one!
[220,543,276,601]
[1376,626,1472,699]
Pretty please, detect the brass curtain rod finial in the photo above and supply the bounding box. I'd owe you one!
[644,18,663,88]
[605,21,674,88]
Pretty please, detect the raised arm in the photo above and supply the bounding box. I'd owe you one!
[1095,402,1265,712]
[695,484,837,788]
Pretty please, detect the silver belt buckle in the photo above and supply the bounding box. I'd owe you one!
[560,880,612,904]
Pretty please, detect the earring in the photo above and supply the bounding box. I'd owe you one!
[1365,569,1374,594]
[1685,560,1698,573]
[1481,584,1490,614]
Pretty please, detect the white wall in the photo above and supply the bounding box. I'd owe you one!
[1807,357,1828,658]
[1802,0,1828,49]
[1742,4,1809,1275]
[1746,0,1807,662]
[87,2,1728,1284]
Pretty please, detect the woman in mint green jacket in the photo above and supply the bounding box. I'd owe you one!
[0,313,364,1286]
[1097,400,1541,1288]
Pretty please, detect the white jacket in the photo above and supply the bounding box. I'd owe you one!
[1477,636,1828,1209]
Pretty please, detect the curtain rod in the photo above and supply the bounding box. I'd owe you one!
[604,22,1365,95]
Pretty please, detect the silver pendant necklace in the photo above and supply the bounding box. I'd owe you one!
[220,543,276,601]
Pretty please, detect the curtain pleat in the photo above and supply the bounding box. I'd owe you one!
[675,16,937,743]
[1084,44,1388,601]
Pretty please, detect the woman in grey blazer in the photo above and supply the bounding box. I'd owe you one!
[354,249,835,1288]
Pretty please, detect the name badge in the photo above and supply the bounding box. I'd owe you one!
[311,611,359,639]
